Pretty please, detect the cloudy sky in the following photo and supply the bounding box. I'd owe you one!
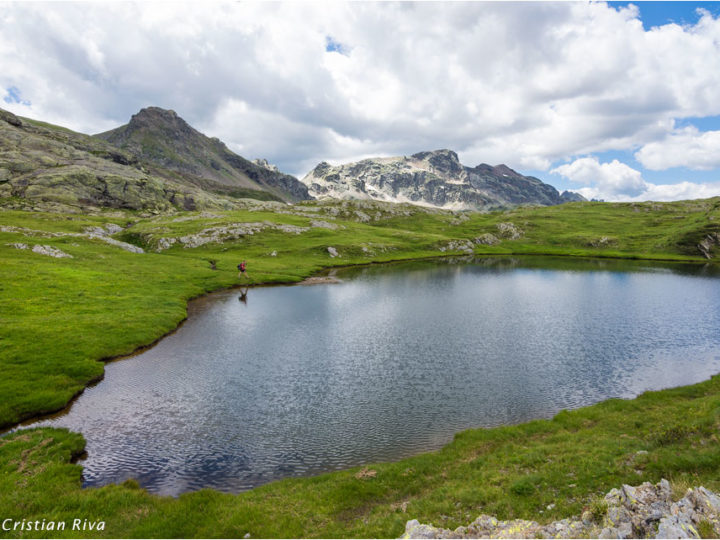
[2,1,720,201]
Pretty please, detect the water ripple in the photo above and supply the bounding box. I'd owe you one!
[25,258,720,495]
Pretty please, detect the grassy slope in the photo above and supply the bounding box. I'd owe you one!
[1,198,719,538]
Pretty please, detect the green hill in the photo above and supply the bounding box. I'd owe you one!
[0,197,719,538]
[0,107,308,214]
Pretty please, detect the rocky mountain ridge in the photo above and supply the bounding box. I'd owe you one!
[2,105,583,214]
[95,107,310,202]
[302,149,584,211]
[0,106,309,212]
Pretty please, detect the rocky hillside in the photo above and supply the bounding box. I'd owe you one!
[302,149,584,211]
[0,106,309,213]
[0,108,225,212]
[95,107,310,202]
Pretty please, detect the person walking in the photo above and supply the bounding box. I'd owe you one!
[238,260,250,281]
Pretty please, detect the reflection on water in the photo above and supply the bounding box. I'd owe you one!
[24,257,720,495]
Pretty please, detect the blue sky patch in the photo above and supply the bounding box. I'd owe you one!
[325,36,349,55]
[674,115,720,132]
[4,86,31,106]
[608,1,720,30]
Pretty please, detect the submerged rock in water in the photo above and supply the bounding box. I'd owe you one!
[401,480,720,539]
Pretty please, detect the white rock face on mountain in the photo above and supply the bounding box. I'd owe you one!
[301,150,584,211]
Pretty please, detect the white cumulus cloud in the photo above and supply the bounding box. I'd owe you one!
[551,157,647,197]
[551,156,720,202]
[1,2,720,181]
[635,127,720,170]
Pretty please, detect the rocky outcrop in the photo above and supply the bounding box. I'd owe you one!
[0,108,22,127]
[147,222,310,251]
[253,158,279,172]
[0,106,245,212]
[495,222,524,240]
[698,232,719,259]
[2,223,143,254]
[302,150,585,211]
[8,243,72,258]
[401,480,720,539]
[84,225,144,253]
[474,233,500,246]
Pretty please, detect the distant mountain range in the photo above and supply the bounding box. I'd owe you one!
[0,106,583,213]
[302,149,584,210]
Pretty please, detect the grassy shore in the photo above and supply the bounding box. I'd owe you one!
[1,197,719,538]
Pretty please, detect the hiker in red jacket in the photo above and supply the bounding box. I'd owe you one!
[238,260,250,281]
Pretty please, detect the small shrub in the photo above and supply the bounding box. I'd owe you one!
[510,478,535,496]
[697,519,718,539]
[670,477,695,502]
[653,425,695,447]
[589,498,608,524]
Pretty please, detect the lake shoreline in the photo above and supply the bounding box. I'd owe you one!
[11,254,720,499]
[3,249,716,434]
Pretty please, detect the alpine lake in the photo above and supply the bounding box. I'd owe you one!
[24,256,720,496]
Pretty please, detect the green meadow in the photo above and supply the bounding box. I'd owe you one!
[1,197,719,538]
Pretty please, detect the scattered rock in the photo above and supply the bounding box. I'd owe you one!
[474,233,500,246]
[84,224,123,236]
[31,245,72,258]
[270,250,277,257]
[2,223,143,253]
[86,234,144,253]
[7,242,29,250]
[156,237,177,251]
[0,225,65,238]
[155,222,310,251]
[310,219,340,230]
[274,223,309,234]
[439,240,474,254]
[496,222,524,240]
[401,480,720,539]
[354,210,371,222]
[327,246,339,258]
[588,236,616,248]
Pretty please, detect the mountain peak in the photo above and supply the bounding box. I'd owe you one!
[302,149,569,210]
[411,149,462,176]
[95,107,311,202]
[135,106,178,118]
[125,106,194,134]
[412,149,459,163]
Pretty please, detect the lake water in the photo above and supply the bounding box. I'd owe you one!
[26,257,720,496]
